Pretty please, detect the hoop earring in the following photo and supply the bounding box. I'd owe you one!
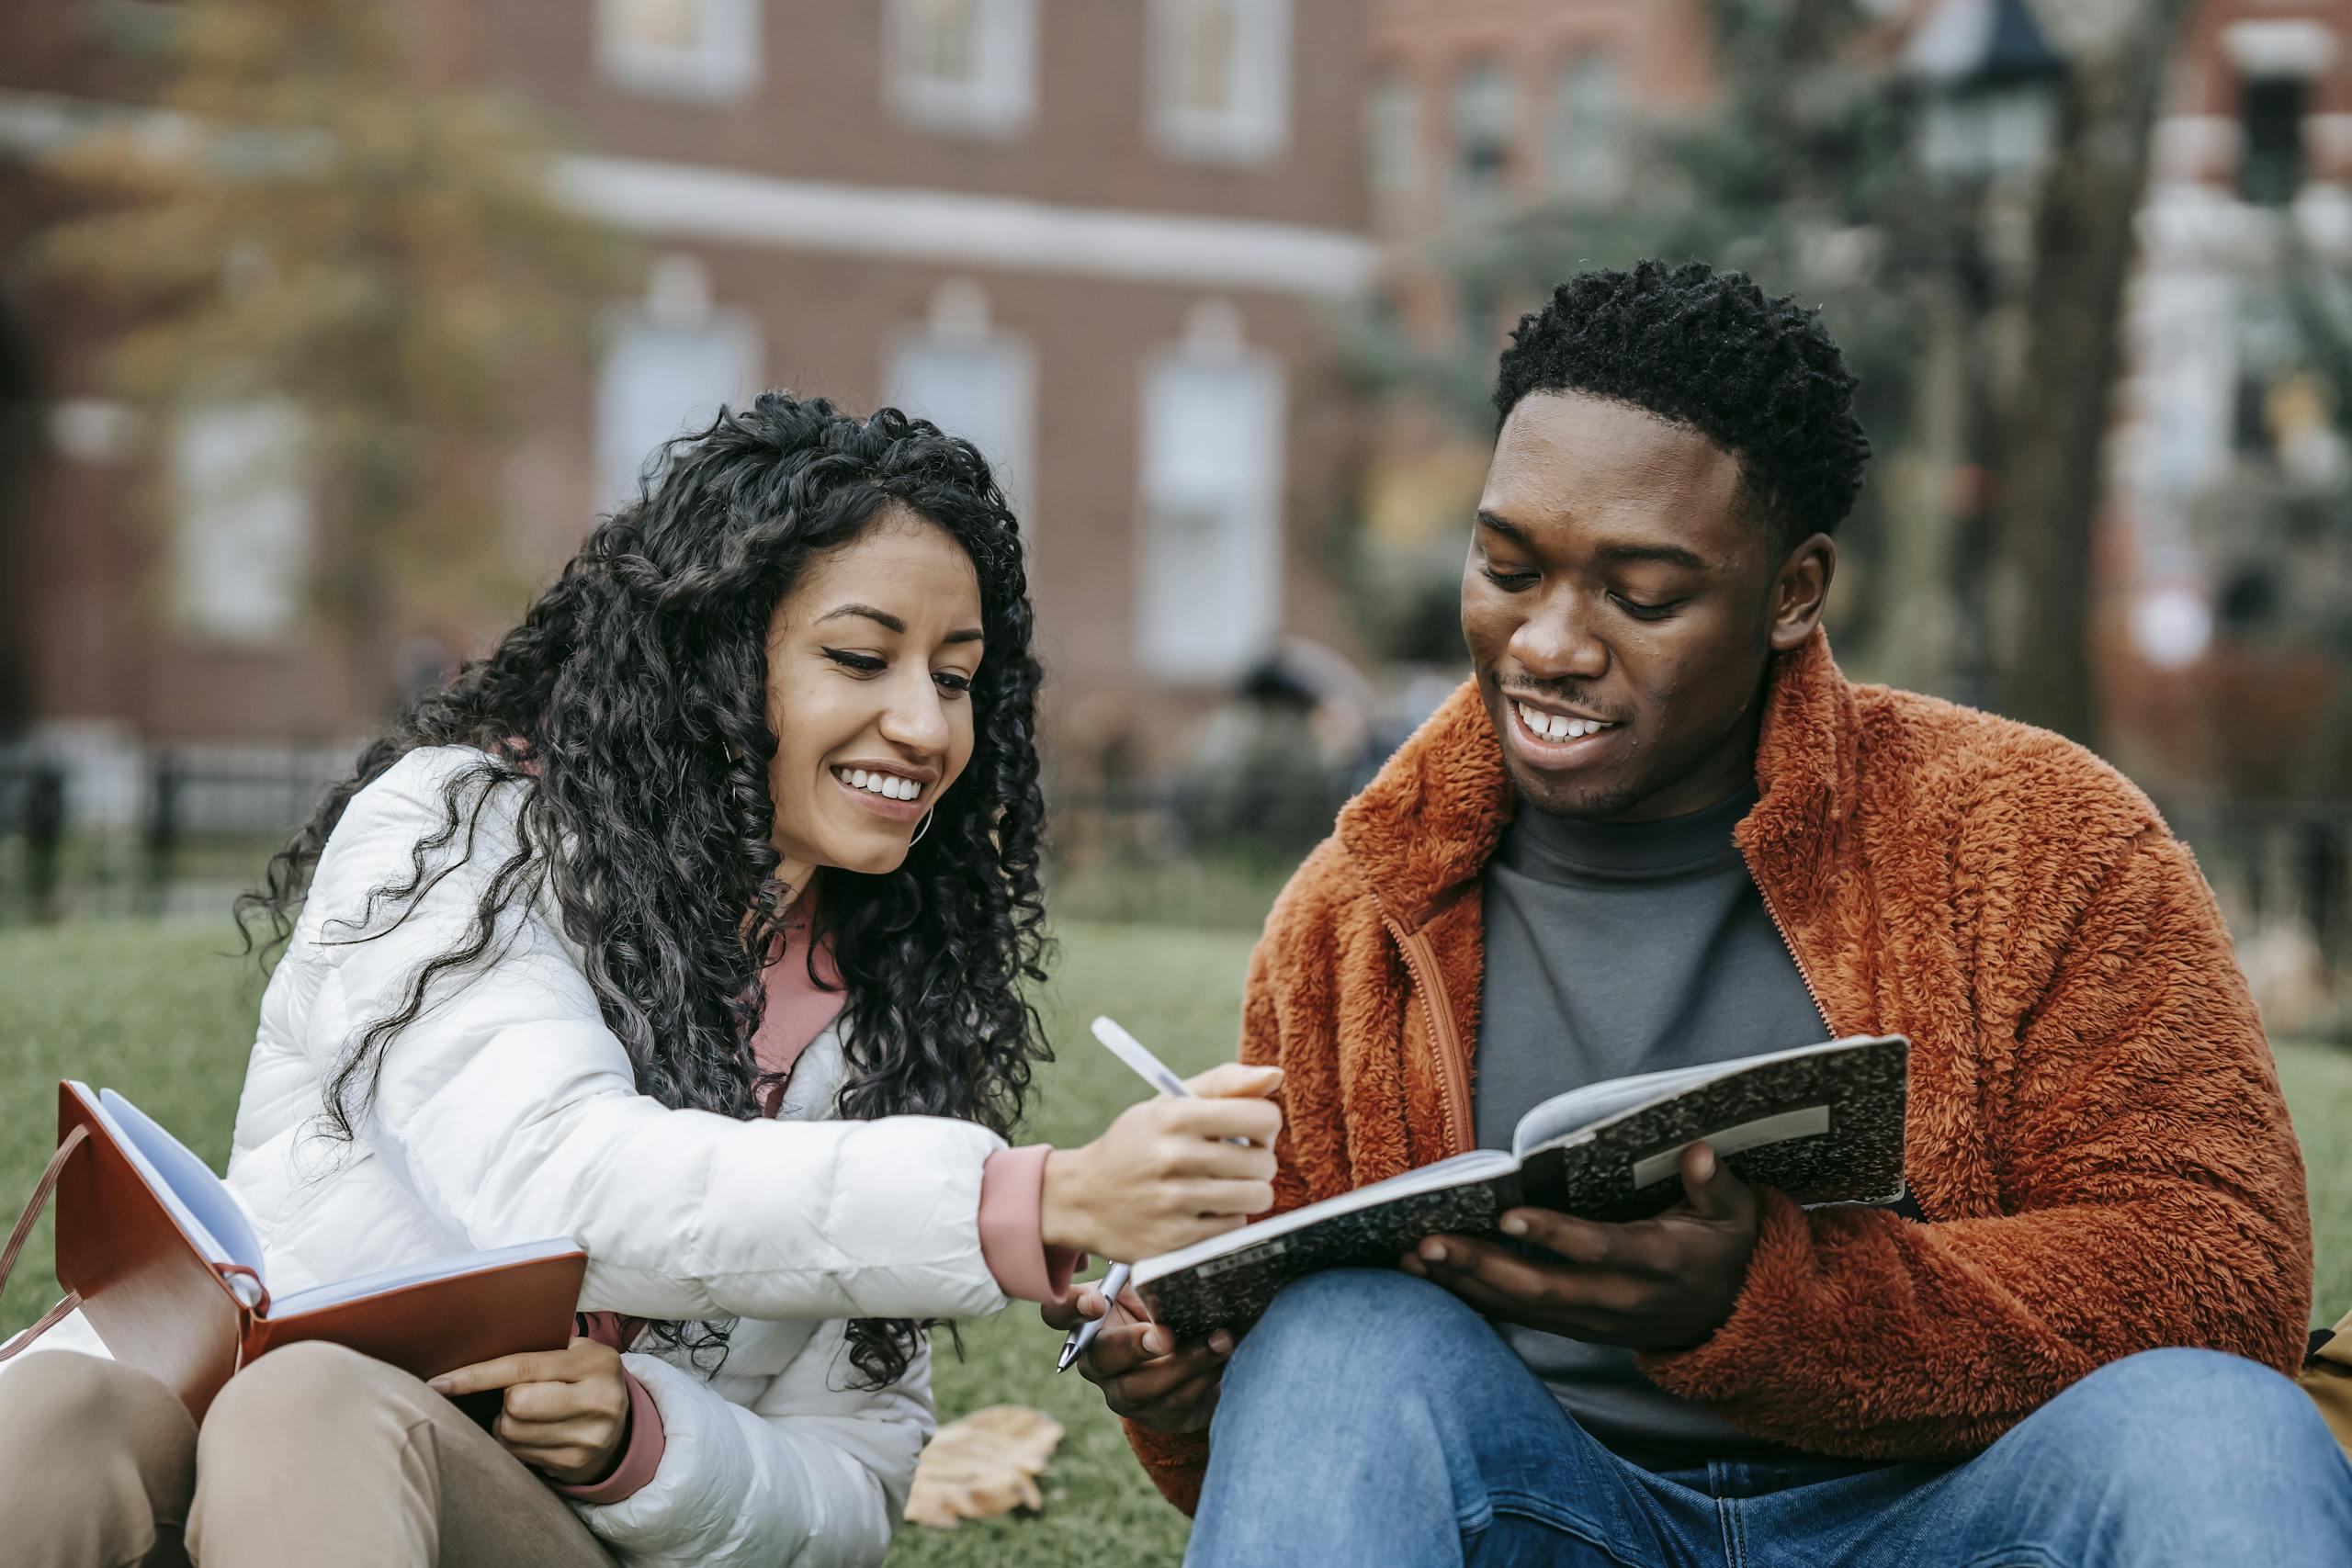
[910,808,933,846]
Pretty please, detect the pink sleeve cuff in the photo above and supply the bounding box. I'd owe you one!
[978,1144,1083,1303]
[551,1368,666,1505]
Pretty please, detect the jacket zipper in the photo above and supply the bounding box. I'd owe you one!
[1378,912,1475,1158]
[1745,848,1835,1036]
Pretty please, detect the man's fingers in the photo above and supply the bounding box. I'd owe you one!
[1096,1338,1231,1407]
[1072,1320,1170,1380]
[1044,1280,1151,1334]
[1412,1247,1629,1333]
[1410,1235,1566,1303]
[1498,1208,1619,1267]
[1407,1251,1547,1320]
[1412,1235,1650,1320]
[1500,1208,1696,1279]
[1041,1284,1109,1333]
[1110,1364,1227,1428]
[1678,1142,1747,1221]
[1078,1318,1232,1384]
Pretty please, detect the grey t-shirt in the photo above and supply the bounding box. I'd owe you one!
[1474,783,1826,1462]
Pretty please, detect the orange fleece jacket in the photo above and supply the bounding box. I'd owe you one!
[1126,630,2313,1514]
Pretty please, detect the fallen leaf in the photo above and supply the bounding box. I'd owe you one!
[904,1404,1067,1529]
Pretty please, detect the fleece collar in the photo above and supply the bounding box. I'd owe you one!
[1335,627,1860,931]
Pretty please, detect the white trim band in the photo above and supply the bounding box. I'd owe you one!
[552,154,1377,298]
[0,88,1378,299]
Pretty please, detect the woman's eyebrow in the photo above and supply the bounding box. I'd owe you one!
[817,604,984,644]
[817,603,904,632]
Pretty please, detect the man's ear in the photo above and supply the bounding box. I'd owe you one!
[1768,534,1837,652]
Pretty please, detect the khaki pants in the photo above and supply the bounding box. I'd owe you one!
[0,1344,614,1567]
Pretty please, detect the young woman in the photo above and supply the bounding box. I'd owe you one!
[0,394,1281,1567]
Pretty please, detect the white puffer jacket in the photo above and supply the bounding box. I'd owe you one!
[29,746,1018,1566]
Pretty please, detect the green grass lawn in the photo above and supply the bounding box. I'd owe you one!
[4,916,2349,1567]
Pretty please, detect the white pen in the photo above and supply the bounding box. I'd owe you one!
[1056,1016,1249,1373]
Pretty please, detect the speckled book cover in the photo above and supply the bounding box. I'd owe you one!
[1135,1035,1908,1341]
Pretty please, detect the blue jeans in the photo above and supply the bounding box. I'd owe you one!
[1186,1270,2352,1567]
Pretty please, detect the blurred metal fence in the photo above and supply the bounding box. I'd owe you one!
[0,741,1346,931]
[2162,801,2352,1041]
[0,741,352,925]
[1,742,2346,1034]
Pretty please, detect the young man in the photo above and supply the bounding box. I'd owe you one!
[1052,262,2350,1564]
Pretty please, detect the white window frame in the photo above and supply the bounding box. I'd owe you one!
[883,322,1039,544]
[885,0,1038,140]
[1548,51,1625,199]
[1135,343,1286,682]
[1450,58,1515,219]
[1148,0,1292,165]
[170,403,311,647]
[595,0,762,104]
[1368,69,1423,220]
[594,305,763,513]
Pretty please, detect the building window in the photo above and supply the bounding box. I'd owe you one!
[1450,60,1515,221]
[171,404,311,645]
[2239,74,2307,206]
[596,307,761,513]
[887,0,1036,139]
[1148,0,1291,164]
[1368,70,1420,220]
[595,0,760,102]
[885,286,1037,536]
[1136,340,1285,682]
[1548,51,1623,198]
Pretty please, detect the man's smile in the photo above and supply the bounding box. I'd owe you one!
[1500,689,1625,773]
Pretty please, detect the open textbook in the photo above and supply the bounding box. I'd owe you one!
[4,1082,585,1419]
[1134,1034,1908,1341]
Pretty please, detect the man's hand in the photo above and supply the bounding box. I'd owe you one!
[1403,1142,1758,1350]
[1042,1281,1233,1435]
[430,1337,632,1484]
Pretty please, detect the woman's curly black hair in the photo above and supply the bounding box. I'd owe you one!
[1493,259,1871,550]
[235,391,1052,1388]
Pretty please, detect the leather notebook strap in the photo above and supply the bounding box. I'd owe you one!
[0,1125,90,1363]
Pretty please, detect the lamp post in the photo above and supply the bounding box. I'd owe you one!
[1905,0,2069,715]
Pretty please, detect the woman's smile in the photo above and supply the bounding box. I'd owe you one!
[829,762,932,821]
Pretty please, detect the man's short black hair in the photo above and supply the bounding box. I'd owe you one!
[1492,260,1871,550]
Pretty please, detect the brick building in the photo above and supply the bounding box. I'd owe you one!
[0,0,1376,804]
[1362,0,1713,254]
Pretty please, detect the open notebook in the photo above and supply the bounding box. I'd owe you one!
[1133,1034,1909,1342]
[17,1082,587,1420]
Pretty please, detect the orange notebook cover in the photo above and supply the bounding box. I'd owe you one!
[41,1081,586,1421]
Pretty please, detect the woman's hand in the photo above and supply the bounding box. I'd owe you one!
[1040,1062,1283,1261]
[430,1337,632,1485]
